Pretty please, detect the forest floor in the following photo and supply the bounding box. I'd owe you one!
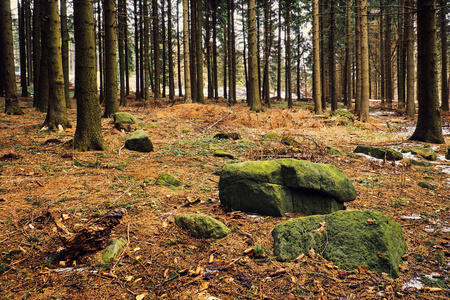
[0,96,449,300]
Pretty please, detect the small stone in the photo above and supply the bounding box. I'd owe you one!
[410,160,432,167]
[102,239,127,264]
[213,150,235,159]
[417,181,436,190]
[174,214,230,239]
[214,133,241,140]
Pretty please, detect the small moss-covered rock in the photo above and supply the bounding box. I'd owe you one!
[327,146,342,156]
[446,148,450,160]
[219,159,355,217]
[403,147,437,161]
[0,263,11,274]
[143,177,156,183]
[418,181,436,190]
[125,130,154,152]
[214,133,241,140]
[330,109,355,125]
[113,112,137,124]
[262,132,279,141]
[410,160,433,167]
[175,214,230,239]
[156,173,182,189]
[102,239,127,263]
[281,135,299,146]
[272,210,407,278]
[213,150,235,159]
[354,145,403,161]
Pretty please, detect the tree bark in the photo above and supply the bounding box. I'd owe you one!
[328,0,336,111]
[168,0,175,101]
[249,0,262,112]
[313,0,322,114]
[285,0,292,109]
[262,0,271,107]
[355,0,361,115]
[103,0,119,117]
[73,0,106,151]
[134,0,140,101]
[1,0,24,115]
[439,0,449,111]
[397,0,406,109]
[143,0,149,102]
[153,0,160,99]
[405,0,415,117]
[61,0,71,108]
[409,0,444,143]
[359,0,369,122]
[118,0,127,106]
[32,0,41,107]
[36,0,49,112]
[183,0,191,103]
[19,0,28,97]
[385,0,393,108]
[344,0,351,109]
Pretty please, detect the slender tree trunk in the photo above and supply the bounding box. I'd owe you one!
[231,1,237,105]
[277,2,282,102]
[19,0,27,97]
[177,0,183,97]
[319,0,325,109]
[25,0,33,84]
[385,0,393,108]
[103,0,119,117]
[168,0,175,100]
[61,0,71,108]
[410,0,444,143]
[196,0,204,103]
[397,0,406,109]
[206,3,213,99]
[183,0,191,102]
[36,0,49,112]
[223,20,227,99]
[43,0,71,130]
[212,0,218,100]
[380,1,385,103]
[162,2,166,98]
[118,0,126,106]
[97,0,104,104]
[328,0,336,111]
[262,0,271,107]
[143,0,150,102]
[249,0,262,111]
[153,0,160,99]
[313,0,322,114]
[360,0,369,121]
[344,0,351,109]
[285,0,292,109]
[355,0,361,114]
[32,0,42,107]
[1,0,24,115]
[134,0,140,100]
[190,0,197,102]
[227,0,234,105]
[73,0,106,151]
[242,5,248,103]
[405,0,415,117]
[439,0,449,111]
[125,20,129,96]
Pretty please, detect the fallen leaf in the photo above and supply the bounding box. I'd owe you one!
[308,248,316,258]
[367,218,374,225]
[315,221,326,233]
[125,275,133,282]
[268,268,286,277]
[209,254,214,264]
[291,276,297,283]
[163,268,170,279]
[285,212,295,218]
[199,281,210,291]
[136,293,147,300]
[294,253,306,262]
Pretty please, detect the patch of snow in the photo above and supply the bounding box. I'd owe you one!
[424,226,435,233]
[53,267,96,273]
[402,276,424,290]
[369,110,395,117]
[401,214,422,220]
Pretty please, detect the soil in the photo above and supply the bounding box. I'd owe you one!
[0,97,449,300]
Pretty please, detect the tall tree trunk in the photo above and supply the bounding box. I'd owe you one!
[1,0,24,115]
[242,5,248,103]
[312,0,322,114]
[277,2,282,102]
[397,0,406,109]
[285,0,292,109]
[380,1,385,103]
[97,0,104,103]
[385,0,393,108]
[103,0,119,117]
[197,0,204,103]
[143,0,150,102]
[212,0,218,100]
[19,0,28,97]
[36,0,49,112]
[118,0,126,106]
[227,0,234,105]
[125,19,130,96]
[409,0,444,143]
[223,20,227,99]
[153,0,160,99]
[319,0,325,109]
[162,2,166,98]
[406,0,415,117]
[25,0,33,84]
[206,2,213,99]
[183,0,191,102]
[344,0,351,109]
[168,0,175,100]
[328,0,336,111]
[190,0,197,102]
[32,0,42,107]
[73,0,106,151]
[359,0,369,121]
[248,0,262,112]
[61,0,71,108]
[231,1,237,105]
[262,0,271,107]
[177,0,182,97]
[439,0,449,111]
[355,0,361,115]
[134,0,140,100]
[43,0,71,130]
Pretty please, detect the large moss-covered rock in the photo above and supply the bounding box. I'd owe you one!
[219,159,355,217]
[354,145,403,161]
[125,130,154,152]
[330,109,355,125]
[102,239,127,263]
[156,173,182,189]
[403,147,437,161]
[113,112,137,124]
[175,214,230,239]
[272,210,407,278]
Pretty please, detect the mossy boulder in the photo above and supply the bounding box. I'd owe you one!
[156,173,182,189]
[262,132,279,141]
[272,210,407,278]
[113,112,137,125]
[330,109,355,125]
[102,239,127,263]
[327,146,342,156]
[213,150,235,159]
[125,130,154,152]
[219,159,356,217]
[174,214,230,239]
[403,147,437,161]
[354,145,403,161]
[410,160,433,167]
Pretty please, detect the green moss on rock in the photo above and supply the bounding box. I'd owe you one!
[174,214,230,239]
[330,109,355,125]
[213,150,236,159]
[156,173,182,189]
[410,160,433,167]
[113,112,137,124]
[403,147,437,161]
[354,145,403,161]
[102,239,127,263]
[327,146,342,156]
[125,130,154,152]
[262,132,279,141]
[272,210,407,278]
[418,181,436,190]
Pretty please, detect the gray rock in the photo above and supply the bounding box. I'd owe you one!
[125,129,154,152]
[272,210,407,278]
[354,145,403,161]
[219,159,356,217]
[175,214,230,239]
[113,112,137,124]
[102,239,127,263]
